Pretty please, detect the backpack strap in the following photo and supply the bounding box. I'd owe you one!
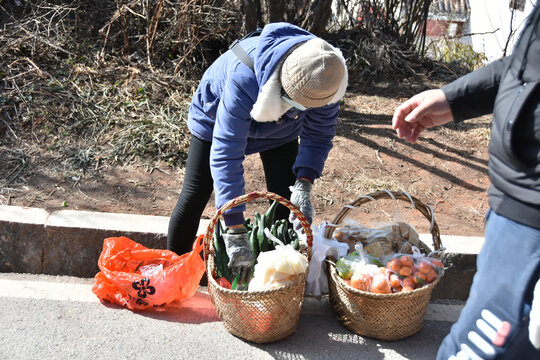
[230,39,255,71]
[228,28,262,72]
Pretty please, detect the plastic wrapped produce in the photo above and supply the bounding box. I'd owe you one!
[248,236,308,291]
[331,214,421,257]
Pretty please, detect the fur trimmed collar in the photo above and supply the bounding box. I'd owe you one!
[250,49,348,123]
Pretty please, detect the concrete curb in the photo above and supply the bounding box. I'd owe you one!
[0,205,483,300]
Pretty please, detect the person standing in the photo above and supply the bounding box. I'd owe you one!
[392,5,540,359]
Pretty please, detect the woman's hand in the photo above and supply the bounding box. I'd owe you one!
[222,226,254,283]
[289,178,314,232]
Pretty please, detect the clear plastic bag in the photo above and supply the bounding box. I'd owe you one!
[338,243,392,294]
[248,230,308,292]
[306,222,349,296]
[384,246,444,292]
[331,212,421,258]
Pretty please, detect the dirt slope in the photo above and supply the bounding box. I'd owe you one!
[2,85,490,240]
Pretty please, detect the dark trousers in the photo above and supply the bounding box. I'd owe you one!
[167,135,298,255]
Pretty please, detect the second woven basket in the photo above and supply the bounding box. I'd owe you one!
[324,190,444,341]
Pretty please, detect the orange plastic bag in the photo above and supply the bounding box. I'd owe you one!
[92,235,205,310]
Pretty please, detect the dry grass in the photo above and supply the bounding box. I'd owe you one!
[0,0,239,187]
[0,0,473,194]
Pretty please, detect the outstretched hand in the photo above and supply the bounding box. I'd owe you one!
[392,89,454,143]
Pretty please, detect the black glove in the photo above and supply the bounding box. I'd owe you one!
[289,178,315,232]
[222,228,254,283]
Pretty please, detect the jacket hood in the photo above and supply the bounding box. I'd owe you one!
[253,23,315,88]
[511,4,540,82]
[249,23,348,122]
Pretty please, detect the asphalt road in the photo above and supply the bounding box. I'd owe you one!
[0,273,462,360]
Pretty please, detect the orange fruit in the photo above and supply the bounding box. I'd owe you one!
[388,273,402,290]
[344,279,352,287]
[399,266,413,277]
[413,271,427,287]
[371,273,392,294]
[386,258,401,272]
[418,261,434,274]
[351,272,371,291]
[425,269,438,283]
[402,286,415,292]
[430,258,444,269]
[402,276,416,289]
[400,255,414,268]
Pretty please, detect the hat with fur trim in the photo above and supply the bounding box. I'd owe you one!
[280,38,346,108]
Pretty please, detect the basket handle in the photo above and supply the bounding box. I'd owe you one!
[323,190,442,252]
[203,191,313,265]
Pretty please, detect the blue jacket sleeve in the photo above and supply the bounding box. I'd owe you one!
[294,102,339,181]
[210,74,255,226]
[442,57,510,122]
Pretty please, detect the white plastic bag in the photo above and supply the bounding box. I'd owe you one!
[306,222,349,296]
[248,229,308,291]
[529,278,540,349]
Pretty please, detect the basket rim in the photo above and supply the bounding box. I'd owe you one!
[323,189,443,252]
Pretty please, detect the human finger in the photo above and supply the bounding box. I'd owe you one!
[392,98,419,130]
[394,118,414,141]
[229,267,240,282]
[404,89,453,128]
[239,267,247,284]
[403,98,435,124]
[409,122,427,143]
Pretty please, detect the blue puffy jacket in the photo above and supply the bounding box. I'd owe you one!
[187,22,348,224]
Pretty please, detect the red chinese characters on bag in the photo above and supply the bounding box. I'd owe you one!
[92,235,205,310]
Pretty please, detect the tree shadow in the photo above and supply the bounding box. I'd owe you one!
[336,110,488,192]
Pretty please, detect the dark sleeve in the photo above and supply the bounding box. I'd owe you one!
[442,57,511,122]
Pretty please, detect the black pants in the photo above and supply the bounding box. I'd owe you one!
[167,135,298,255]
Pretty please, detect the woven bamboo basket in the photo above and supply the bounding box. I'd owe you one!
[203,191,313,343]
[324,190,444,341]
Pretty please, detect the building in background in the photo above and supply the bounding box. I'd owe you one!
[427,0,536,62]
[468,0,534,61]
[426,0,470,39]
[329,0,536,63]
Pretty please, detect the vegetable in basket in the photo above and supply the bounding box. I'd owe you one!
[213,201,303,290]
[335,251,382,280]
[338,244,392,294]
[383,248,444,289]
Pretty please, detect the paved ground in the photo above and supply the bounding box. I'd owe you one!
[1,206,480,359]
[0,272,464,360]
